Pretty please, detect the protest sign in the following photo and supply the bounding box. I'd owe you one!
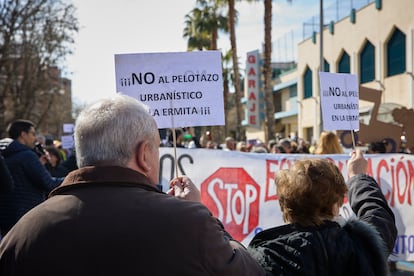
[319,72,359,131]
[60,135,74,149]
[114,51,224,129]
[63,123,74,134]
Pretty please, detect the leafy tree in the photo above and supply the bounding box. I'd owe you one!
[0,0,78,137]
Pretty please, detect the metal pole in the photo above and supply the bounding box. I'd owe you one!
[318,0,324,138]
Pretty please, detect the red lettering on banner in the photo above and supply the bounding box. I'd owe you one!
[376,156,414,207]
[264,158,294,202]
[249,103,256,112]
[248,92,256,101]
[200,168,260,241]
[265,160,278,201]
[247,54,256,63]
[248,79,256,88]
[249,115,256,125]
[248,67,256,76]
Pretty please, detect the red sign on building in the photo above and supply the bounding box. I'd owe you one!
[245,50,260,128]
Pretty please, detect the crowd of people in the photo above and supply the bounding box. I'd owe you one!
[161,127,413,156]
[0,94,399,275]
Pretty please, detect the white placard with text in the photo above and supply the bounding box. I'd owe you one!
[319,72,359,130]
[115,51,224,129]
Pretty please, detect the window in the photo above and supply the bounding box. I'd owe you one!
[324,59,330,72]
[303,67,312,99]
[289,85,297,98]
[387,28,406,76]
[360,41,375,83]
[338,51,350,73]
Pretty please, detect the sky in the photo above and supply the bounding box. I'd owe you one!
[66,0,335,105]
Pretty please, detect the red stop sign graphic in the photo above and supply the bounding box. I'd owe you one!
[200,167,260,242]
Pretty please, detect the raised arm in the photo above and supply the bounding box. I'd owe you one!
[346,149,397,253]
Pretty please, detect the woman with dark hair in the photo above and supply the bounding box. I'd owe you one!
[45,146,69,177]
[248,150,397,275]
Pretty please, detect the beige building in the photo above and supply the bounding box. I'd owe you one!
[244,0,413,150]
[298,0,413,144]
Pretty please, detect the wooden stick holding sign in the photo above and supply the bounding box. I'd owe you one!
[115,51,225,180]
[319,72,359,149]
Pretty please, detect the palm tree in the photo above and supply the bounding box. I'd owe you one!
[227,0,243,141]
[183,0,228,51]
[222,50,233,136]
[183,0,229,143]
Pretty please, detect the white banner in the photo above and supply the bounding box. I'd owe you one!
[114,51,224,129]
[159,148,414,261]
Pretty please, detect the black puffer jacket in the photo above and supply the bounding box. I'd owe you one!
[0,139,63,235]
[248,174,397,276]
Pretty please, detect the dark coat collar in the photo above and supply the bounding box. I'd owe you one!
[50,166,160,196]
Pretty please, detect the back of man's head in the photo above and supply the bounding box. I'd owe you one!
[75,94,156,168]
[7,119,34,139]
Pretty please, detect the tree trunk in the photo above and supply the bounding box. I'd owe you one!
[263,0,274,143]
[228,0,242,141]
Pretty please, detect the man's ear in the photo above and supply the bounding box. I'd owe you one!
[136,141,151,172]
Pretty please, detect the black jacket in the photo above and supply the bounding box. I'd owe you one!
[248,174,397,276]
[0,151,13,193]
[0,166,265,276]
[0,139,63,235]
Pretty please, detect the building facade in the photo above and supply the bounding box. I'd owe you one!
[244,0,413,150]
[298,0,413,145]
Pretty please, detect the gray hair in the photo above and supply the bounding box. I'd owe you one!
[75,94,157,167]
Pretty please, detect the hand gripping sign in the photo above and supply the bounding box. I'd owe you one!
[114,51,225,129]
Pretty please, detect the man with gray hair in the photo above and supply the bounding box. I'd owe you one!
[0,94,264,276]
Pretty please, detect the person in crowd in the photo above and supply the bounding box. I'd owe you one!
[223,136,236,151]
[0,95,265,276]
[277,138,294,154]
[367,140,388,154]
[60,148,78,173]
[248,149,397,275]
[314,131,344,154]
[45,146,69,177]
[296,138,310,154]
[267,139,278,153]
[236,141,248,152]
[0,120,64,237]
[0,151,13,193]
[53,140,67,161]
[205,140,217,149]
[164,128,184,148]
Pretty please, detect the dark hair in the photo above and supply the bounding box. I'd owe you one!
[7,119,35,139]
[46,146,62,164]
[369,140,388,153]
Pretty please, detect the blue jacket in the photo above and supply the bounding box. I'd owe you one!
[0,139,63,235]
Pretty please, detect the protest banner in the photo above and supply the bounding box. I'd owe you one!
[319,72,359,131]
[159,147,414,261]
[114,51,224,129]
